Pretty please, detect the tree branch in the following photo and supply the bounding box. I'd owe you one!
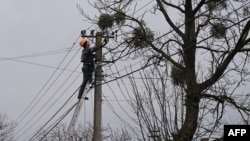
[193,0,206,14]
[201,93,250,112]
[161,0,185,13]
[148,40,185,70]
[156,0,184,39]
[200,20,250,90]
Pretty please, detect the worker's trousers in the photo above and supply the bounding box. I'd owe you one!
[78,62,94,99]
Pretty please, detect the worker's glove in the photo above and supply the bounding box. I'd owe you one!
[101,38,108,46]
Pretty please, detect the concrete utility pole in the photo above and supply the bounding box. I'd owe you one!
[93,32,114,141]
[79,30,115,141]
[93,32,103,141]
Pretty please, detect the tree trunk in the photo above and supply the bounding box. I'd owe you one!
[173,1,201,141]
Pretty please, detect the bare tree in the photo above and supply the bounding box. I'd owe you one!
[78,0,250,141]
[37,123,93,141]
[107,124,133,141]
[0,113,16,141]
[36,122,133,141]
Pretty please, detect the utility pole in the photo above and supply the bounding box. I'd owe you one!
[93,32,103,141]
[93,31,114,141]
[78,30,115,141]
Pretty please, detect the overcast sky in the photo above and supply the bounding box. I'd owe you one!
[0,0,153,140]
[2,0,249,141]
[0,0,123,140]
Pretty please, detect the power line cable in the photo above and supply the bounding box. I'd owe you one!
[9,4,98,139]
[102,92,142,138]
[31,87,94,140]
[105,82,136,122]
[28,87,79,141]
[15,34,80,125]
[0,47,79,61]
[0,57,81,73]
[15,62,82,139]
[37,102,78,141]
[15,48,81,137]
[16,23,95,139]
[15,20,96,138]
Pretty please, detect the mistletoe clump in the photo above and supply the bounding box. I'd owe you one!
[98,14,114,30]
[210,22,227,39]
[131,27,154,48]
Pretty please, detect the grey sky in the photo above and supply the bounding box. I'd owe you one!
[0,0,144,140]
[0,0,112,140]
[1,0,249,141]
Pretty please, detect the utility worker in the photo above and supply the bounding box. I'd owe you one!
[78,37,107,99]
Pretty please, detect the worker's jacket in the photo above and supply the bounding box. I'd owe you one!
[81,44,103,63]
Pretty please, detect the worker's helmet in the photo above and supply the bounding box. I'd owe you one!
[79,38,88,47]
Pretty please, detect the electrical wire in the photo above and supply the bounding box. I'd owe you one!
[102,92,142,138]
[27,87,79,140]
[15,35,81,124]
[14,22,95,140]
[0,57,81,73]
[16,1,156,132]
[14,35,81,141]
[15,62,82,139]
[0,47,78,61]
[106,82,136,122]
[37,102,78,141]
